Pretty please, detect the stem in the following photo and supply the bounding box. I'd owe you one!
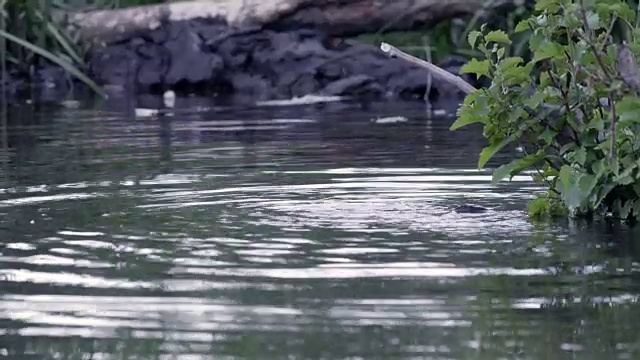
[579,0,612,81]
[608,93,616,161]
[546,69,571,114]
[545,68,581,146]
[422,36,433,106]
[540,159,562,195]
[458,0,498,48]
[578,0,618,162]
[599,14,618,53]
[534,164,554,189]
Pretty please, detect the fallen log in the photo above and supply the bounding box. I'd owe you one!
[69,0,518,45]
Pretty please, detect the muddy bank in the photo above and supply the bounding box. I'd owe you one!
[88,19,481,105]
[1,0,517,106]
[1,21,488,106]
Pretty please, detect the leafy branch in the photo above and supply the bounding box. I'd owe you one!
[451,0,640,222]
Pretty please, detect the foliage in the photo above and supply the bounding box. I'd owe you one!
[356,1,534,64]
[528,191,569,219]
[451,0,640,221]
[437,0,535,60]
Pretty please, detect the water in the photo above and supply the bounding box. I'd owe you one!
[1,97,639,360]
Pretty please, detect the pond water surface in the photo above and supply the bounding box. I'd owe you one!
[0,97,639,360]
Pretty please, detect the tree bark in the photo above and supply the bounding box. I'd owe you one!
[69,0,517,45]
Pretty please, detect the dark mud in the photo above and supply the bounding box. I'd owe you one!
[3,19,482,106]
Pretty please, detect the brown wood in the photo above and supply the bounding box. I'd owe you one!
[68,0,517,44]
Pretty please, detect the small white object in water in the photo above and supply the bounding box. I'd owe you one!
[256,94,344,106]
[60,99,81,109]
[371,116,408,124]
[163,90,176,108]
[136,91,175,119]
[134,108,160,118]
[431,109,448,117]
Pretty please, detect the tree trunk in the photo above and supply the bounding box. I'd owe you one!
[69,0,517,45]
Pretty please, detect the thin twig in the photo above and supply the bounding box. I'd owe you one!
[598,14,618,53]
[545,68,581,145]
[422,36,433,109]
[579,0,619,161]
[458,0,498,47]
[380,42,477,94]
[608,94,616,160]
[579,0,612,81]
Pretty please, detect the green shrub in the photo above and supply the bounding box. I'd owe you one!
[451,0,640,221]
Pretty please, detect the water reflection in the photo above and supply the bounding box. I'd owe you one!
[0,97,639,359]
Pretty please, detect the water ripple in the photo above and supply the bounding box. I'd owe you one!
[1,103,639,359]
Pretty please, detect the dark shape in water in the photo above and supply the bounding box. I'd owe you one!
[454,204,488,213]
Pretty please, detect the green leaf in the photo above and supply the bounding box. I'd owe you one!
[561,183,587,211]
[507,106,527,123]
[612,158,620,176]
[539,71,552,87]
[535,0,560,12]
[533,42,565,63]
[450,112,485,130]
[460,58,491,77]
[559,165,574,190]
[491,151,544,185]
[485,30,512,45]
[577,173,598,196]
[467,30,482,48]
[616,95,640,125]
[616,199,634,219]
[591,158,608,177]
[558,168,591,212]
[451,91,487,130]
[593,182,617,209]
[498,56,524,71]
[573,148,587,166]
[608,3,636,23]
[514,19,532,33]
[478,137,511,169]
[584,11,600,30]
[492,163,517,185]
[540,128,557,145]
[614,163,637,185]
[523,90,547,109]
[502,62,534,84]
